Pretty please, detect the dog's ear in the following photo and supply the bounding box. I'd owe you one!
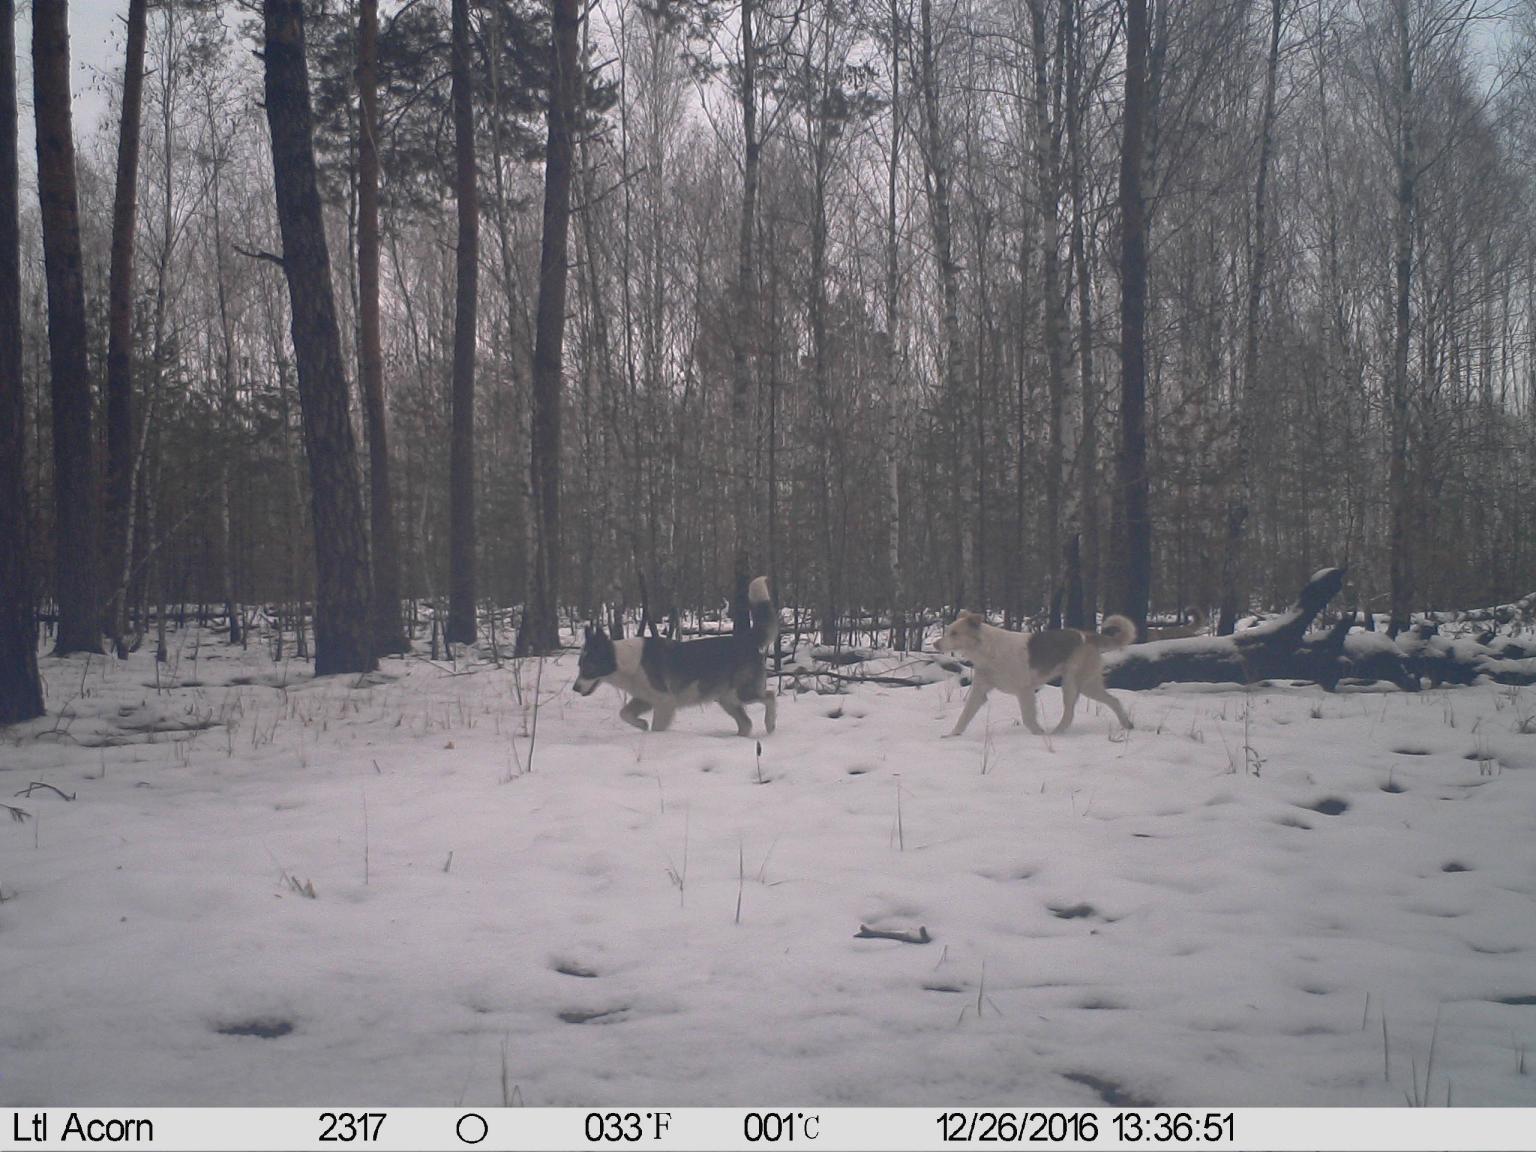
[960,611,982,627]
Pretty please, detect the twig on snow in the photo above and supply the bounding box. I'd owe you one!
[855,923,932,944]
[15,782,76,801]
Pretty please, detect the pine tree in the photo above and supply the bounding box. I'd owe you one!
[33,0,101,656]
[262,0,377,676]
[0,0,44,723]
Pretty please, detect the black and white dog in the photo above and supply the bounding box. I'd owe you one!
[573,577,778,736]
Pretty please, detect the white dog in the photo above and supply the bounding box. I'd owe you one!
[932,613,1135,736]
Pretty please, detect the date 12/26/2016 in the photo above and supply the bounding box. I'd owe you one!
[935,1111,1237,1144]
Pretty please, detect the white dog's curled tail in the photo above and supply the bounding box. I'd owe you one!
[1098,614,1137,649]
[747,576,779,652]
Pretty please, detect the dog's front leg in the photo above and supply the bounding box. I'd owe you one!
[1018,687,1046,735]
[720,698,754,737]
[620,697,652,731]
[945,677,991,737]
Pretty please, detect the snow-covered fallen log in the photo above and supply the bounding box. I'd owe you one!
[1102,567,1370,690]
[1103,568,1536,691]
[1388,629,1536,687]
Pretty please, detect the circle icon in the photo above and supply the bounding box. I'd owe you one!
[456,1113,488,1145]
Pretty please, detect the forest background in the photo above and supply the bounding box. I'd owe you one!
[3,0,1534,704]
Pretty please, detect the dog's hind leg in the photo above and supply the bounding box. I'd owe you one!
[651,704,677,732]
[1082,676,1133,730]
[1017,687,1046,735]
[741,673,776,734]
[1053,678,1080,734]
[946,678,991,737]
[620,697,653,731]
[719,695,753,737]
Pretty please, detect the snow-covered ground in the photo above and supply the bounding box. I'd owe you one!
[3,629,1535,1107]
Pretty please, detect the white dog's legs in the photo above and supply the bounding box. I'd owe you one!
[762,691,777,734]
[946,678,991,736]
[1082,677,1133,730]
[1017,687,1046,735]
[1053,679,1080,734]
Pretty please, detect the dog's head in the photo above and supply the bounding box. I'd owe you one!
[932,612,984,656]
[572,625,617,696]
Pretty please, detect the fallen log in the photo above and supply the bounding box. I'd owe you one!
[1391,626,1536,687]
[1103,568,1373,691]
[1103,569,1535,691]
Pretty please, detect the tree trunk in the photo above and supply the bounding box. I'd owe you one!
[446,0,479,647]
[1387,0,1415,636]
[885,0,906,651]
[1065,0,1098,628]
[1111,0,1150,634]
[104,0,148,652]
[119,43,179,656]
[1218,0,1285,636]
[1029,0,1066,628]
[729,0,761,635]
[33,0,101,656]
[0,0,44,722]
[357,0,407,655]
[261,0,376,676]
[517,0,581,655]
[203,57,244,650]
[808,50,837,647]
[919,0,969,609]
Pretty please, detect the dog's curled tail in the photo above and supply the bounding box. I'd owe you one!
[748,576,779,652]
[1097,614,1137,649]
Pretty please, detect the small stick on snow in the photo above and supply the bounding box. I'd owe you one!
[855,924,932,944]
[16,782,76,801]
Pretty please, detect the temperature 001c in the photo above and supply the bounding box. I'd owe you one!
[743,1111,820,1142]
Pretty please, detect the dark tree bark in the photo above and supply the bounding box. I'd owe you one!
[1218,0,1285,636]
[1109,0,1151,635]
[729,0,761,637]
[33,0,101,656]
[104,0,148,653]
[1387,0,1416,636]
[446,0,480,647]
[1029,0,1067,626]
[358,0,407,655]
[262,0,376,676]
[0,0,44,722]
[518,0,582,655]
[1112,0,1152,634]
[885,0,906,651]
[1065,0,1098,628]
[806,37,837,646]
[918,0,970,610]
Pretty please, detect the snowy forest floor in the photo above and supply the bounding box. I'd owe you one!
[3,629,1535,1107]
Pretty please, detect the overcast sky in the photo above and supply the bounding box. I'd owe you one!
[15,2,148,168]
